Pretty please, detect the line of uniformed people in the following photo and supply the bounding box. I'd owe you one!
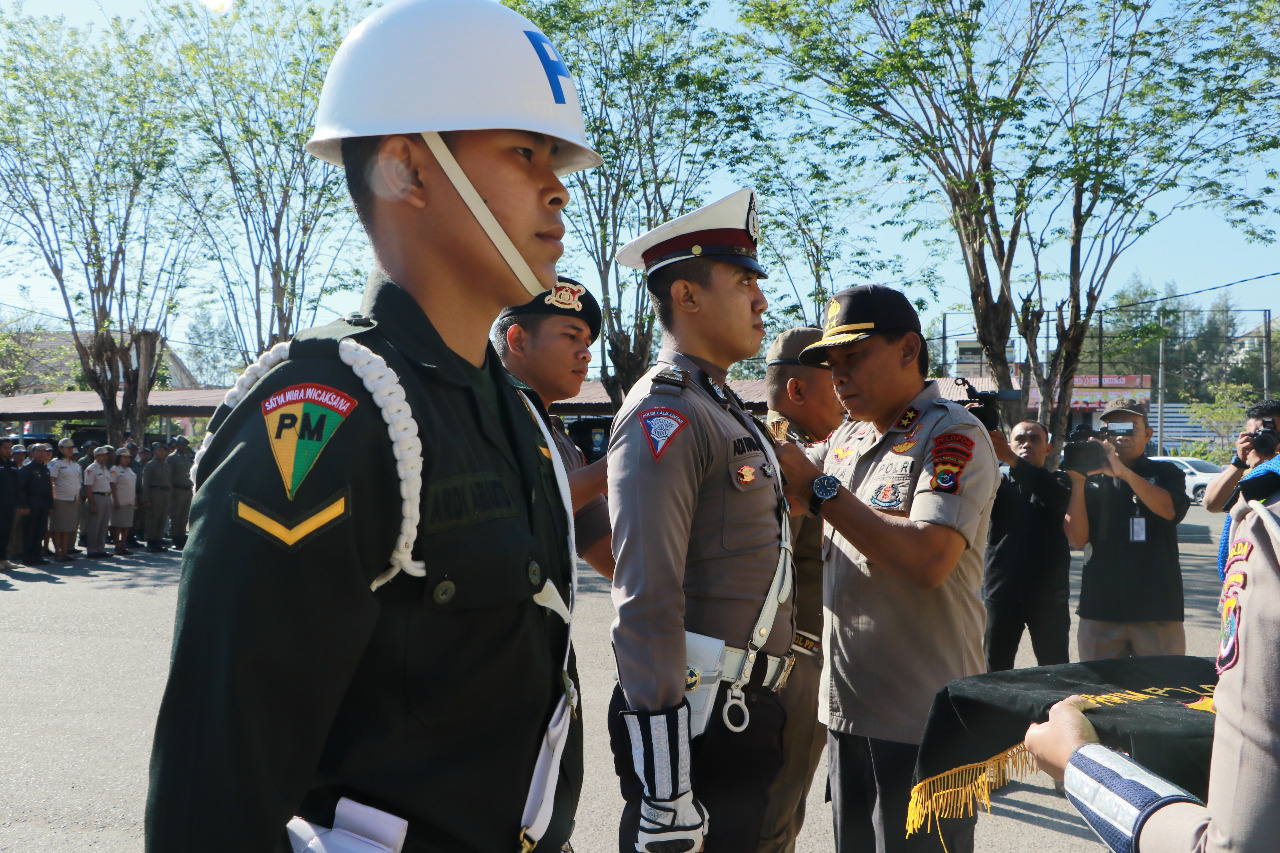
[0,435,196,568]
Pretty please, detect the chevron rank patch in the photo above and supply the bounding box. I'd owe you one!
[262,384,357,499]
[235,491,349,550]
[638,406,688,462]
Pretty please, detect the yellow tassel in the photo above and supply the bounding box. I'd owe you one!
[905,743,1040,837]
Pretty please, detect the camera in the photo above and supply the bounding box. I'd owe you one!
[1248,417,1278,457]
[1061,422,1137,473]
[952,378,1020,431]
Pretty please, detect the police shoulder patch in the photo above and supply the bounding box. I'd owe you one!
[262,383,358,499]
[1217,565,1248,674]
[638,406,689,462]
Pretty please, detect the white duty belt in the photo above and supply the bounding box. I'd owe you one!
[719,406,795,733]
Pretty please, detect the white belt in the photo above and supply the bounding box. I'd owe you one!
[723,646,793,691]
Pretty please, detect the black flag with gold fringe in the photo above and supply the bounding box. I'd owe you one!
[906,655,1217,837]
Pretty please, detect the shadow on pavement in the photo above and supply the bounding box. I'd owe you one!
[987,784,1096,841]
[0,566,66,587]
[0,551,184,591]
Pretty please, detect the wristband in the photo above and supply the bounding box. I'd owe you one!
[1231,455,1248,470]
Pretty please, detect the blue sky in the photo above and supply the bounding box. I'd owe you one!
[17,0,1280,367]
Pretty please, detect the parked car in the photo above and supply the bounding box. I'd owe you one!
[1149,456,1222,503]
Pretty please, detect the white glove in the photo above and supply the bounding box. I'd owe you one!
[636,789,708,853]
[621,700,707,852]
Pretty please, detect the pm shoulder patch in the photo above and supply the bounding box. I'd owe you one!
[262,383,358,499]
[638,406,689,462]
[235,490,350,551]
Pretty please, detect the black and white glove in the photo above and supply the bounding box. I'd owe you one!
[621,699,708,853]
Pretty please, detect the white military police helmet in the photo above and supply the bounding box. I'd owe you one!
[307,0,600,298]
[306,0,600,175]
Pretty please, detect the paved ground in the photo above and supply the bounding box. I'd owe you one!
[0,506,1229,851]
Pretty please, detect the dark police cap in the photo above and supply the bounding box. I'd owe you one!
[497,276,602,343]
[798,285,922,367]
[766,326,826,367]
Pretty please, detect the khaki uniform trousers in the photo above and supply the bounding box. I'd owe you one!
[168,487,192,542]
[1077,617,1186,660]
[145,491,170,542]
[86,493,113,553]
[756,651,827,853]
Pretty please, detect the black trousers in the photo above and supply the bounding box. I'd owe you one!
[829,731,975,853]
[22,508,48,562]
[0,505,13,558]
[608,679,785,853]
[983,595,1071,672]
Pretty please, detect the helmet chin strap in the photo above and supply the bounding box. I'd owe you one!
[421,131,547,298]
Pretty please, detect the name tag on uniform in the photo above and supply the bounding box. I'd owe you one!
[1130,517,1146,542]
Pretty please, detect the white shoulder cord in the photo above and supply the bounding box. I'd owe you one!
[193,338,426,592]
[193,341,293,477]
[1247,500,1280,542]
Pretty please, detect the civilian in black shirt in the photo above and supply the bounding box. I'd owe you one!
[18,442,54,566]
[983,421,1073,671]
[1065,398,1190,660]
[0,436,19,571]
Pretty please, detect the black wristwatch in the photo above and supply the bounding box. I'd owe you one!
[1231,455,1248,470]
[808,475,840,516]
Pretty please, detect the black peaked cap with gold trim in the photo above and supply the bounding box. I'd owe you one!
[497,276,602,343]
[798,285,921,367]
[614,187,767,280]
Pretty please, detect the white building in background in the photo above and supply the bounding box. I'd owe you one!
[953,338,1018,379]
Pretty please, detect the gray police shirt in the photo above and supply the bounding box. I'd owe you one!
[807,380,998,744]
[609,350,794,712]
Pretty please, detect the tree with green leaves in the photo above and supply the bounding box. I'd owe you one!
[740,0,1280,444]
[513,0,765,405]
[0,10,191,443]
[157,0,368,365]
[1188,382,1257,454]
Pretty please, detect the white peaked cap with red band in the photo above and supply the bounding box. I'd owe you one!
[614,188,767,279]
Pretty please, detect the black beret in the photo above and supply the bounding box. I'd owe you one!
[497,277,602,343]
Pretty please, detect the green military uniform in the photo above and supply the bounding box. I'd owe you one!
[165,444,194,548]
[141,453,172,547]
[146,276,579,852]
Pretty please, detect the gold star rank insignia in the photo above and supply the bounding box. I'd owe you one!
[261,384,358,499]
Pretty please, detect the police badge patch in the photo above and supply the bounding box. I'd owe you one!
[637,406,689,462]
[869,481,903,508]
[543,280,586,311]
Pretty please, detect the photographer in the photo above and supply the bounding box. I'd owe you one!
[1064,398,1190,660]
[983,422,1073,671]
[1204,399,1280,513]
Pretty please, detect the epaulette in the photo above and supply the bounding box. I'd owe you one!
[652,367,690,396]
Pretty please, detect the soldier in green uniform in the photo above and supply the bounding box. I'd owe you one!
[165,435,194,550]
[141,442,172,553]
[145,1,600,850]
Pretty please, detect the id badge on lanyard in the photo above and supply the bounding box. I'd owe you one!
[1130,494,1146,542]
